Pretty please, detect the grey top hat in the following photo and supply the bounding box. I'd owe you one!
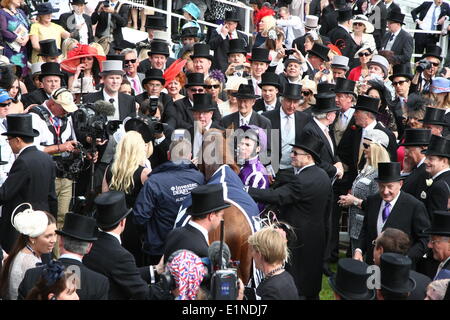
[331,55,349,71]
[367,55,389,77]
[304,15,319,29]
[99,60,125,77]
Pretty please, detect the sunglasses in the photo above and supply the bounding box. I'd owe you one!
[431,62,440,67]
[358,52,371,57]
[301,91,311,96]
[363,143,370,149]
[0,102,11,107]
[353,22,364,27]
[291,150,309,156]
[206,84,220,89]
[392,80,409,86]
[190,88,205,93]
[124,59,137,64]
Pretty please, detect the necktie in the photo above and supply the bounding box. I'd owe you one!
[324,127,334,153]
[109,98,115,104]
[284,115,292,136]
[2,119,7,129]
[382,202,391,222]
[228,33,233,40]
[389,33,394,42]
[240,117,246,126]
[131,78,138,93]
[431,6,438,30]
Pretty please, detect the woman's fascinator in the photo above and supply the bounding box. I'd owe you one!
[42,260,65,286]
[11,203,49,237]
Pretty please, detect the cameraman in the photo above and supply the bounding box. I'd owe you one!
[29,87,79,230]
[411,46,443,94]
[136,69,173,115]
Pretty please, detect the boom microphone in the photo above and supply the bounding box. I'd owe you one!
[208,241,231,270]
[91,100,116,117]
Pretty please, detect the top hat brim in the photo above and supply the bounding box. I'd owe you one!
[99,70,125,77]
[328,277,376,300]
[422,227,450,237]
[187,202,231,216]
[142,76,166,86]
[2,128,40,138]
[185,82,207,88]
[387,18,405,25]
[258,82,282,91]
[249,57,271,64]
[191,54,214,61]
[97,207,132,230]
[228,49,247,55]
[37,9,59,15]
[421,149,450,158]
[281,93,303,100]
[289,143,322,163]
[38,72,65,81]
[335,90,357,97]
[56,229,98,242]
[232,92,260,99]
[418,119,448,126]
[310,104,340,113]
[148,50,170,57]
[38,49,62,57]
[421,53,443,61]
[352,105,380,115]
[381,277,416,294]
[331,64,350,71]
[389,73,413,81]
[307,50,330,62]
[374,175,405,183]
[398,141,430,147]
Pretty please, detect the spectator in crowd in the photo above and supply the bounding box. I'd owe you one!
[349,47,373,82]
[205,70,225,105]
[328,8,358,60]
[181,2,202,37]
[0,89,15,179]
[330,55,349,82]
[136,69,173,116]
[421,107,447,137]
[351,15,376,55]
[254,7,276,48]
[266,27,288,75]
[61,38,79,61]
[248,48,270,96]
[253,72,282,114]
[165,72,186,102]
[303,43,330,81]
[224,38,251,77]
[298,78,316,112]
[122,48,144,96]
[430,77,450,110]
[365,0,387,50]
[411,46,442,94]
[6,76,23,114]
[0,205,56,299]
[405,93,429,129]
[247,225,299,300]
[390,64,413,138]
[174,27,200,59]
[280,58,304,88]
[425,279,450,300]
[59,0,94,45]
[139,40,174,74]
[191,43,214,79]
[37,39,64,65]
[366,79,397,134]
[292,15,330,56]
[276,6,304,49]
[218,76,248,117]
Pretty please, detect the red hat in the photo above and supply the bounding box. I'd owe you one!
[163,58,187,87]
[61,44,106,73]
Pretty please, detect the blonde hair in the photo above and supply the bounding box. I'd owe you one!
[138,49,150,62]
[261,15,277,36]
[89,42,106,57]
[366,143,390,169]
[248,226,289,265]
[427,279,450,300]
[61,38,79,60]
[109,131,148,194]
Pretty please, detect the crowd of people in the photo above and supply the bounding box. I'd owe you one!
[0,0,449,301]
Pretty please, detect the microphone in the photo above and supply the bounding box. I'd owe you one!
[90,100,116,117]
[208,241,231,270]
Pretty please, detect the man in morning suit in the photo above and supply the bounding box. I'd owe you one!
[248,132,332,300]
[353,162,431,265]
[253,72,282,114]
[0,114,57,252]
[328,8,358,61]
[163,184,230,261]
[18,213,109,300]
[58,0,95,44]
[423,211,450,280]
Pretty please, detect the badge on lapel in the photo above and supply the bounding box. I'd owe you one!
[420,191,427,199]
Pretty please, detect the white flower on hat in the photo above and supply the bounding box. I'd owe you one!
[426,179,433,187]
[11,203,48,238]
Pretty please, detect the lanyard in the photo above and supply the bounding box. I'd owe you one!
[50,117,61,143]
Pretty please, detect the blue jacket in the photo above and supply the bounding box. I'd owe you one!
[132,161,205,255]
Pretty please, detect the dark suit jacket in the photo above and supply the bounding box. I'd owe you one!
[357,191,431,264]
[319,9,339,36]
[0,146,57,252]
[163,223,209,262]
[408,270,431,300]
[328,25,359,60]
[83,232,150,300]
[411,2,450,31]
[208,30,250,72]
[386,2,401,16]
[83,90,136,121]
[220,110,272,132]
[381,29,414,73]
[135,91,174,118]
[137,57,176,74]
[18,257,109,300]
[91,1,130,44]
[21,89,49,108]
[253,98,281,114]
[402,162,428,201]
[309,0,322,17]
[424,170,450,218]
[58,12,94,44]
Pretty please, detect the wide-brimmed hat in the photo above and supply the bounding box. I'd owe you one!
[399,129,432,147]
[420,107,448,126]
[38,39,62,57]
[232,84,260,99]
[311,95,340,114]
[38,62,64,81]
[191,93,216,112]
[334,78,356,96]
[328,258,375,300]
[191,43,213,61]
[375,162,403,183]
[421,135,450,158]
[61,44,106,73]
[36,2,59,15]
[224,10,240,22]
[56,212,97,242]
[224,76,248,91]
[337,7,353,23]
[185,73,206,88]
[187,184,231,216]
[51,88,78,113]
[308,43,330,62]
[363,129,390,149]
[290,132,323,163]
[142,69,165,86]
[145,15,167,30]
[281,83,302,100]
[2,114,39,138]
[422,46,442,61]
[367,55,389,77]
[331,55,349,71]
[424,211,450,236]
[124,115,155,143]
[181,27,199,39]
[148,40,170,57]
[99,60,125,77]
[258,72,282,91]
[353,95,380,114]
[352,14,375,33]
[380,253,416,294]
[431,77,450,94]
[249,48,270,64]
[354,46,373,59]
[183,2,201,20]
[387,11,405,25]
[227,39,247,55]
[94,191,132,230]
[304,15,319,29]
[389,64,413,81]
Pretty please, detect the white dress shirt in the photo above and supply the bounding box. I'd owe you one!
[239,111,253,126]
[432,168,450,180]
[74,13,89,44]
[103,91,120,120]
[421,3,441,30]
[59,253,83,263]
[314,117,334,154]
[294,163,315,175]
[280,108,296,169]
[188,220,209,245]
[103,230,122,244]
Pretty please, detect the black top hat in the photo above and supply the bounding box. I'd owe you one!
[124,115,155,143]
[38,39,62,57]
[399,129,432,147]
[281,83,303,100]
[94,191,132,230]
[389,64,413,81]
[185,73,206,87]
[380,253,416,294]
[315,82,336,98]
[149,40,170,57]
[337,8,353,23]
[36,2,59,15]
[249,48,270,64]
[38,62,64,81]
[227,39,247,55]
[419,107,448,126]
[424,211,450,236]
[422,46,443,61]
[258,72,282,91]
[145,16,167,30]
[308,43,330,62]
[232,84,260,99]
[191,93,216,112]
[224,10,240,22]
[311,95,340,113]
[181,27,199,39]
[56,212,98,242]
[187,184,231,216]
[353,95,380,114]
[387,11,405,25]
[191,43,213,61]
[375,162,403,183]
[422,135,450,158]
[334,78,356,96]
[142,68,165,86]
[2,114,39,138]
[106,54,125,61]
[328,258,375,300]
[290,131,323,163]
